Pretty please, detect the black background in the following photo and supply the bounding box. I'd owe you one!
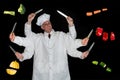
[0,0,118,80]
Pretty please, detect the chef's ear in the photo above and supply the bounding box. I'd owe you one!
[41,26,44,30]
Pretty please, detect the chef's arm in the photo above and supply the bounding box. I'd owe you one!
[66,16,77,39]
[65,34,89,59]
[9,32,32,47]
[15,42,34,62]
[9,32,35,61]
[67,48,89,59]
[74,37,89,48]
[24,13,36,37]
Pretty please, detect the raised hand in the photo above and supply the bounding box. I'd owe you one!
[81,37,89,46]
[66,16,74,27]
[9,32,15,42]
[27,13,36,24]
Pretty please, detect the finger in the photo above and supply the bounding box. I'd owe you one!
[9,33,13,39]
[11,32,14,36]
[85,52,89,57]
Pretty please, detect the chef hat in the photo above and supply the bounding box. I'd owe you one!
[36,13,50,26]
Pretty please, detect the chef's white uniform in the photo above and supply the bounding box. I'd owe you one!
[13,23,84,80]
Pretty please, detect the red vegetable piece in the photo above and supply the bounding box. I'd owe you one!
[102,32,108,41]
[96,27,103,36]
[110,32,115,41]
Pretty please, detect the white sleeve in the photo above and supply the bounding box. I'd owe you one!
[13,36,34,62]
[64,34,83,59]
[67,25,77,39]
[75,39,84,48]
[24,22,36,37]
[19,40,34,62]
[13,36,30,46]
[67,25,85,49]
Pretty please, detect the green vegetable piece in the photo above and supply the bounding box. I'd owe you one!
[18,4,26,14]
[92,61,98,65]
[106,67,112,72]
[3,11,15,16]
[99,61,106,68]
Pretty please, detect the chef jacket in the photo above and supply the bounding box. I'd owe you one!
[13,23,84,80]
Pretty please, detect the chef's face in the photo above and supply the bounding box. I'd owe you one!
[41,21,52,33]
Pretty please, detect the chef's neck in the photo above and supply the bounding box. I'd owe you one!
[45,29,52,34]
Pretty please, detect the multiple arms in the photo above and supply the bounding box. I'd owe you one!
[64,34,89,59]
[9,32,34,61]
[9,12,91,61]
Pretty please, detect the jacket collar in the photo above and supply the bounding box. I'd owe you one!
[44,29,55,36]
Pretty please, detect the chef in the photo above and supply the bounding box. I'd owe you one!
[9,13,89,80]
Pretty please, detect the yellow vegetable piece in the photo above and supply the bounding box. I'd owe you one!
[6,68,17,75]
[9,60,20,69]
